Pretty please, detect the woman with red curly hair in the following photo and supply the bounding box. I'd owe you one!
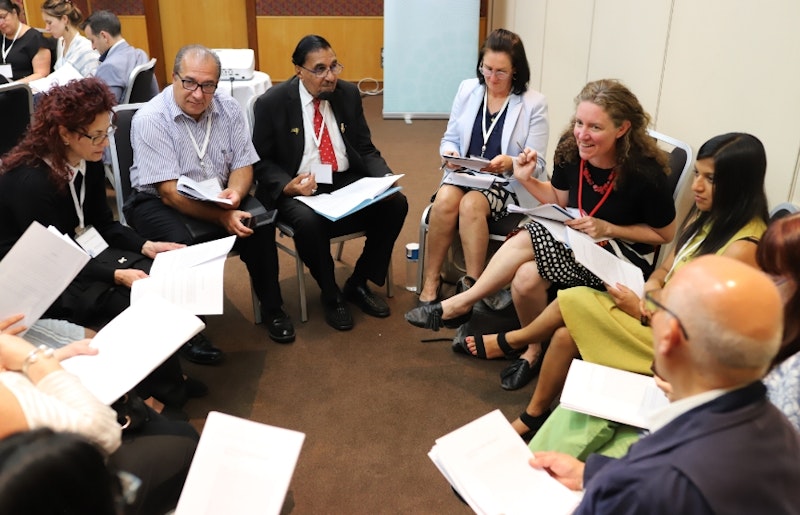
[0,78,203,410]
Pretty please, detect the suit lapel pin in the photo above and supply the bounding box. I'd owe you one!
[118,257,127,264]
[340,123,345,134]
[291,127,300,135]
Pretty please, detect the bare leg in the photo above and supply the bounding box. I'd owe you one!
[466,298,565,358]
[458,191,491,279]
[438,231,535,319]
[512,260,553,366]
[510,327,579,435]
[420,186,464,302]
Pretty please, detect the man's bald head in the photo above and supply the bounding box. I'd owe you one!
[658,255,782,390]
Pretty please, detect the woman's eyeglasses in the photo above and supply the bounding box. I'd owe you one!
[479,63,510,80]
[75,125,117,145]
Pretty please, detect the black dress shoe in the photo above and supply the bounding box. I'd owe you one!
[343,280,390,318]
[404,302,472,331]
[500,341,548,390]
[179,333,223,366]
[265,308,295,343]
[184,376,208,398]
[323,295,354,331]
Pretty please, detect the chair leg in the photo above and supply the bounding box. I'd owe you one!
[386,257,394,298]
[335,241,345,261]
[295,253,308,323]
[416,222,428,293]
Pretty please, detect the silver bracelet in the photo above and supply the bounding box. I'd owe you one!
[21,345,54,376]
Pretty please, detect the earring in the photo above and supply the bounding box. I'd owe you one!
[63,140,69,146]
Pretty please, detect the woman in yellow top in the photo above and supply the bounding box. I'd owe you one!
[465,132,770,438]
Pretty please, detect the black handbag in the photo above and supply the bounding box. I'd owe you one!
[111,391,151,433]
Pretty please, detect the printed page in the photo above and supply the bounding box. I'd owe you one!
[295,174,403,221]
[131,256,226,314]
[0,222,89,332]
[148,235,235,275]
[440,154,491,172]
[429,410,582,515]
[560,360,669,430]
[567,227,645,295]
[175,411,305,515]
[442,171,497,189]
[61,296,204,404]
[177,176,234,205]
[28,62,83,93]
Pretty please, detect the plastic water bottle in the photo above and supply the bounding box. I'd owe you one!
[405,243,419,292]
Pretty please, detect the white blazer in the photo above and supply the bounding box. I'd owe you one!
[440,78,549,209]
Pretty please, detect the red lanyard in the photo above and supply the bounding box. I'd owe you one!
[578,159,616,217]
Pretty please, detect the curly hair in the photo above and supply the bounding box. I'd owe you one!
[553,79,668,186]
[41,0,84,27]
[0,78,116,189]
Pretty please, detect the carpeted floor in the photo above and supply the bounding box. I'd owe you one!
[175,92,535,514]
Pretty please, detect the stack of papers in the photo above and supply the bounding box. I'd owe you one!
[296,174,403,221]
[28,62,83,93]
[61,296,204,404]
[0,222,89,334]
[441,154,491,172]
[177,176,234,205]
[131,235,236,314]
[429,410,582,515]
[560,360,669,430]
[175,411,305,515]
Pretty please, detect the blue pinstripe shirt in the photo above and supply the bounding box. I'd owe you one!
[130,85,259,196]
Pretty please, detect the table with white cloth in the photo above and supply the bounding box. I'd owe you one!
[216,70,272,113]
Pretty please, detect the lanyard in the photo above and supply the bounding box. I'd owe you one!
[665,227,704,281]
[577,159,615,218]
[183,115,212,172]
[480,90,510,157]
[68,165,87,231]
[1,22,22,64]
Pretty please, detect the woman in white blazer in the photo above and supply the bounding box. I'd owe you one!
[419,28,549,305]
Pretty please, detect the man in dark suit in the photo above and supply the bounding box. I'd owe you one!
[252,35,407,331]
[530,255,800,513]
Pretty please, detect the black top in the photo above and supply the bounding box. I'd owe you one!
[466,100,508,159]
[1,28,50,80]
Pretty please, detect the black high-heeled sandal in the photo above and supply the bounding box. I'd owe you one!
[519,409,551,441]
[404,302,473,331]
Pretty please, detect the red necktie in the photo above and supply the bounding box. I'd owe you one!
[313,98,338,171]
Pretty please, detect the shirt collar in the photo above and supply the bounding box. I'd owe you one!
[298,80,318,109]
[68,160,87,179]
[647,387,733,433]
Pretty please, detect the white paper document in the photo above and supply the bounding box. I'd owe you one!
[28,62,83,93]
[61,296,204,404]
[441,154,491,172]
[429,410,582,515]
[131,236,235,315]
[442,170,500,189]
[0,222,89,333]
[560,360,669,430]
[175,411,305,515]
[566,227,645,296]
[177,176,234,205]
[295,174,404,221]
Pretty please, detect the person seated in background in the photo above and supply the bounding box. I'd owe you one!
[0,78,202,411]
[252,34,408,331]
[124,44,294,346]
[531,255,800,513]
[41,0,98,78]
[0,332,198,514]
[754,213,800,431]
[418,28,549,306]
[0,0,51,83]
[505,133,768,445]
[407,79,676,391]
[0,429,126,514]
[82,9,158,103]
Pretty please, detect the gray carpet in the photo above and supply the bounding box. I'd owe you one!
[175,92,533,514]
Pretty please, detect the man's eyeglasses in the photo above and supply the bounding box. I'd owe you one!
[299,62,344,78]
[76,125,117,145]
[479,63,510,80]
[640,290,690,340]
[175,73,218,94]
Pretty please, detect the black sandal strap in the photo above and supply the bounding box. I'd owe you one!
[496,332,516,357]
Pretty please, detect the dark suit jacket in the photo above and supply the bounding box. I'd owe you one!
[576,381,800,514]
[252,77,392,207]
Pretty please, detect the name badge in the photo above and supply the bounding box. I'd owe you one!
[75,226,109,258]
[311,163,333,184]
[0,64,12,80]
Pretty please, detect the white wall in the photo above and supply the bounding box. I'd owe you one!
[492,0,800,208]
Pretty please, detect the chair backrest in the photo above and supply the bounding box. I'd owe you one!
[0,82,34,157]
[647,129,693,200]
[770,202,800,222]
[246,93,258,135]
[109,103,147,226]
[121,58,157,105]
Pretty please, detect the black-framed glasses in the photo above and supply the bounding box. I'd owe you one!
[175,73,218,94]
[641,291,689,340]
[479,63,510,80]
[299,62,344,78]
[75,125,116,145]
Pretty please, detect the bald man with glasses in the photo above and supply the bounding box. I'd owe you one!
[530,255,800,513]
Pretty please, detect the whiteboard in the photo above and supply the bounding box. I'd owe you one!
[383,0,480,120]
